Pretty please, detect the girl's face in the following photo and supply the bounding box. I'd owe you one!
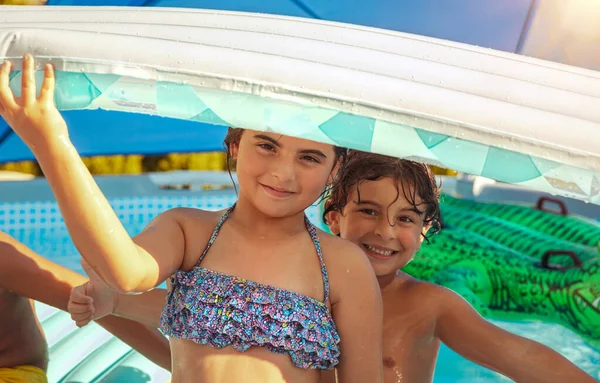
[328,177,429,277]
[230,130,338,218]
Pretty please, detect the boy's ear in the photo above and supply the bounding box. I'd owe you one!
[326,210,342,235]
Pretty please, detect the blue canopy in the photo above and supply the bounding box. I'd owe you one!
[0,0,538,163]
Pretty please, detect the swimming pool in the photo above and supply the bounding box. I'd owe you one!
[1,172,599,382]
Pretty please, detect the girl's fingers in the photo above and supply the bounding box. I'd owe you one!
[70,285,93,304]
[68,301,94,315]
[21,54,37,106]
[0,61,17,111]
[39,63,55,103]
[71,310,94,321]
[75,316,93,328]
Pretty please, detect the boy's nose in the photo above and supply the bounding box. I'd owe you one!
[375,217,396,240]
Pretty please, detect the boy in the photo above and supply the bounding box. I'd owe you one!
[321,150,596,383]
[0,230,171,382]
[69,150,596,382]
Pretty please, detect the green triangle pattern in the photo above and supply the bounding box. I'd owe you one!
[482,147,542,183]
[54,72,103,110]
[191,108,230,127]
[318,112,375,151]
[415,128,450,149]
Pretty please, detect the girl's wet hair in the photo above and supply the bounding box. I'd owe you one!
[323,150,441,238]
[223,127,347,196]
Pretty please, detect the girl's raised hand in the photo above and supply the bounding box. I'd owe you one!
[0,54,69,150]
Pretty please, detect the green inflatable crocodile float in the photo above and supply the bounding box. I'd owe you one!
[440,204,598,266]
[441,194,600,250]
[404,227,600,348]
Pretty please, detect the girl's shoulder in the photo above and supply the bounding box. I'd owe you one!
[156,207,228,271]
[317,230,376,290]
[316,229,362,256]
[158,206,226,228]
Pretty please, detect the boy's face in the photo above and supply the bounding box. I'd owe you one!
[328,177,429,277]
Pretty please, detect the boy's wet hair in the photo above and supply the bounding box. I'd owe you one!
[323,150,441,238]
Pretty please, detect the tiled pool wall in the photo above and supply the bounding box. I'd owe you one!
[0,191,327,260]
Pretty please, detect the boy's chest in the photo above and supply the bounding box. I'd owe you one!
[381,290,439,365]
[382,306,436,352]
[381,310,440,383]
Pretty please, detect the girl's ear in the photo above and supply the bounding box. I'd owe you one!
[329,158,342,184]
[230,141,240,160]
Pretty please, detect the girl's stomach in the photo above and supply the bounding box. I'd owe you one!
[170,338,322,383]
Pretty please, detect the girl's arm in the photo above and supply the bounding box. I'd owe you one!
[435,286,596,383]
[114,288,168,329]
[319,369,337,383]
[0,56,186,292]
[0,231,171,371]
[328,239,384,383]
[69,260,168,329]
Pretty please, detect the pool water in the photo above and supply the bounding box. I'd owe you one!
[2,191,599,382]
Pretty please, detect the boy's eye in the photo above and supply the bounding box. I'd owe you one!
[359,208,377,216]
[397,216,414,223]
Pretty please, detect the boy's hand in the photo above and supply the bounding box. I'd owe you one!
[0,54,69,150]
[68,259,119,327]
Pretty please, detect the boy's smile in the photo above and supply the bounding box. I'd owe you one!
[361,243,399,259]
[328,177,429,277]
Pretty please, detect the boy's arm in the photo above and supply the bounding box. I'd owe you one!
[434,286,596,383]
[0,232,171,371]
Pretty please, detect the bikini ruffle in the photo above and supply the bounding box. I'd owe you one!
[160,268,341,370]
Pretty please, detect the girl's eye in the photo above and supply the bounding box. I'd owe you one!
[301,155,320,163]
[258,143,276,152]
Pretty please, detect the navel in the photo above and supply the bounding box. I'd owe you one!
[383,356,397,368]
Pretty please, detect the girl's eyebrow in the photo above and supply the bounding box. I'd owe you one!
[254,134,280,146]
[300,149,327,159]
[254,134,327,158]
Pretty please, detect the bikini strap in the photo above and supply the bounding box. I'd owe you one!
[194,204,235,268]
[305,216,330,303]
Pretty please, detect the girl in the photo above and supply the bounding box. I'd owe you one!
[0,55,383,383]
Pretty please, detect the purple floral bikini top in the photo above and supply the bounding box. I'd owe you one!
[159,205,341,370]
